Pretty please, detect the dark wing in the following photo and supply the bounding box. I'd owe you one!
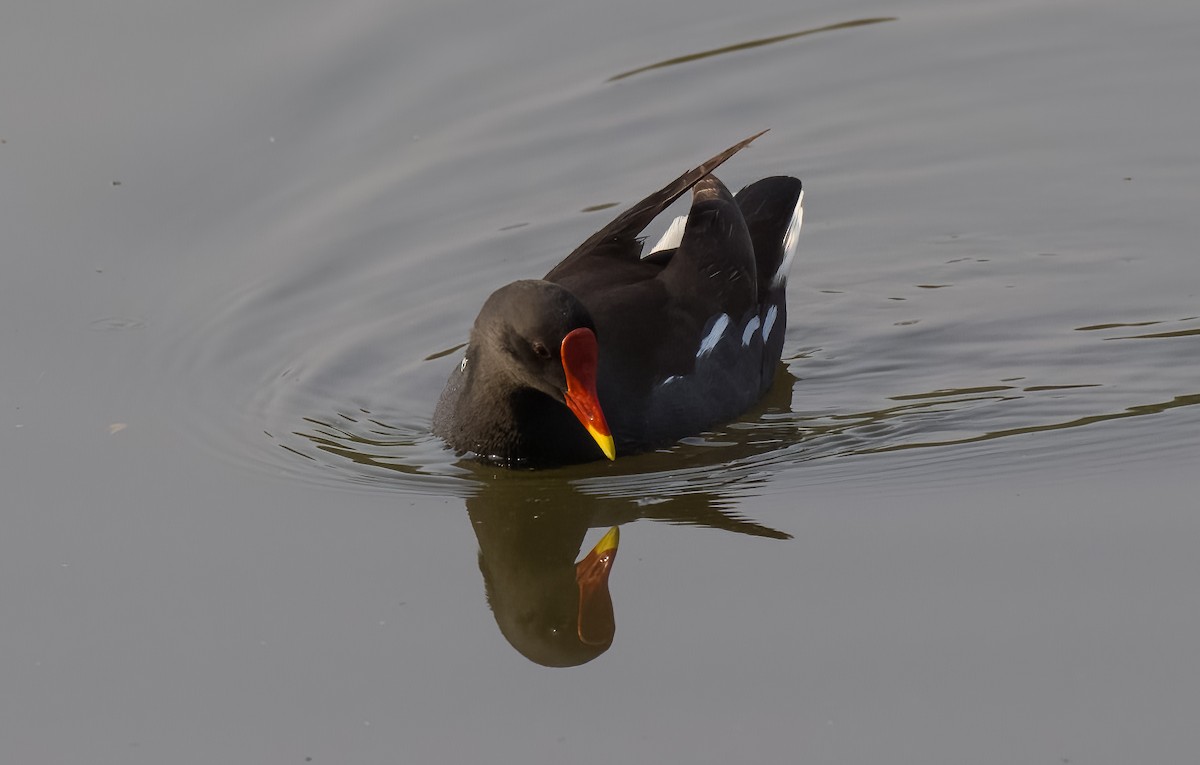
[545,130,767,282]
[659,175,758,322]
[734,176,803,384]
[734,176,804,304]
[574,172,762,408]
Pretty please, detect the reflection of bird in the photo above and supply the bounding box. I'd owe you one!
[466,471,790,667]
[474,504,619,668]
[434,132,804,466]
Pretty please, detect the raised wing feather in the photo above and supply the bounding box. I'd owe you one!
[545,130,766,282]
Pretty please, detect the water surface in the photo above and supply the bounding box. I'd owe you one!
[3,0,1199,762]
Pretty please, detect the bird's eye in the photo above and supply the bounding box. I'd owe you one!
[532,342,552,360]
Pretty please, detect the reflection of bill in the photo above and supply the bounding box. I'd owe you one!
[467,474,789,668]
[575,527,619,647]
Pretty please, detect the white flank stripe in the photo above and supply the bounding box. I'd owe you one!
[649,215,688,254]
[660,375,681,387]
[741,316,760,346]
[771,188,804,287]
[762,305,779,342]
[696,314,730,357]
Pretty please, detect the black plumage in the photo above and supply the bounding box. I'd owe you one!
[433,132,803,466]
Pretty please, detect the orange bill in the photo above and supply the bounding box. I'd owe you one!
[575,526,619,645]
[560,327,616,460]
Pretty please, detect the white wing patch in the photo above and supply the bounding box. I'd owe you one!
[741,316,761,346]
[762,304,779,343]
[649,215,688,254]
[771,188,804,287]
[696,314,730,357]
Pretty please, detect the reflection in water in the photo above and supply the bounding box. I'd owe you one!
[1076,316,1200,341]
[288,370,799,665]
[1105,328,1200,340]
[607,17,897,82]
[277,354,1200,664]
[465,471,788,666]
[852,392,1200,454]
[470,490,617,667]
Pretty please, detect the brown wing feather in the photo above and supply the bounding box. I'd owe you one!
[544,130,767,281]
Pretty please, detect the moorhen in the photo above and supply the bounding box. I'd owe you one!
[433,131,803,466]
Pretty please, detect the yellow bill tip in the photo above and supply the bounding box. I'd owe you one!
[593,526,619,555]
[587,425,616,461]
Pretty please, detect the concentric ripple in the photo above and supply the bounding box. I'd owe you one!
[165,146,1200,504]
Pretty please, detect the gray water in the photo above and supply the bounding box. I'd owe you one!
[4,0,1199,762]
